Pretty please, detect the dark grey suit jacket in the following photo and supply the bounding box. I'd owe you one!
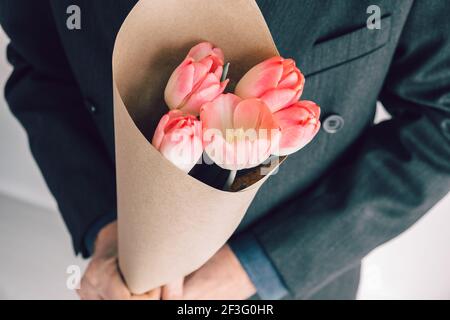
[1,0,449,299]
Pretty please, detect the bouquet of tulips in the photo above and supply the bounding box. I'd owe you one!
[112,0,321,294]
[152,42,321,188]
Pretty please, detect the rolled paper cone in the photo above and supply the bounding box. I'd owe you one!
[113,0,280,294]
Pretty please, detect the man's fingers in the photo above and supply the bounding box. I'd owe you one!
[77,278,102,300]
[131,287,162,300]
[99,264,132,300]
[162,277,184,300]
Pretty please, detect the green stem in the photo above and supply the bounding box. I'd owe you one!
[224,169,237,191]
[220,62,230,82]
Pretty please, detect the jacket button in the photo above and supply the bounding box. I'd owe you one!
[85,99,98,114]
[89,105,97,113]
[441,118,450,140]
[323,114,344,133]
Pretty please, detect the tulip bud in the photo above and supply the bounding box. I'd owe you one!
[235,56,305,113]
[152,110,203,173]
[272,100,321,156]
[164,42,229,116]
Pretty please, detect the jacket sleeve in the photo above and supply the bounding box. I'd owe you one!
[245,0,450,298]
[0,0,116,257]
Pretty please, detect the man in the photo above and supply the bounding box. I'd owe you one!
[1,0,449,300]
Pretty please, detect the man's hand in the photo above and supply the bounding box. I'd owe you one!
[77,221,182,300]
[180,244,256,300]
[77,223,251,300]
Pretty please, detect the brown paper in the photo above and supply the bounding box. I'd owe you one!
[113,0,279,294]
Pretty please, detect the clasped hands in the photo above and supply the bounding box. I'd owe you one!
[77,221,256,300]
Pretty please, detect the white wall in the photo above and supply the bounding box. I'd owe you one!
[0,28,82,300]
[0,29,56,211]
[0,27,449,300]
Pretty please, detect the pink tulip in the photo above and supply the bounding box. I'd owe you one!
[201,94,281,170]
[152,110,203,173]
[272,100,321,156]
[164,42,229,116]
[235,56,305,113]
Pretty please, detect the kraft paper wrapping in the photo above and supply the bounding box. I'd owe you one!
[113,0,279,294]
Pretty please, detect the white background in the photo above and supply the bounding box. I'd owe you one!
[0,27,449,300]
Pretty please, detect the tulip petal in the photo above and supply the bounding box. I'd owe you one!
[191,61,210,87]
[233,99,274,130]
[214,65,224,80]
[299,100,321,119]
[188,42,213,61]
[164,60,195,109]
[233,99,263,130]
[201,93,241,135]
[272,101,321,156]
[278,71,299,89]
[273,124,318,156]
[151,113,171,149]
[187,42,224,69]
[281,59,297,76]
[181,77,229,116]
[159,133,202,173]
[235,60,283,98]
[181,84,220,116]
[194,71,222,92]
[204,132,241,170]
[233,99,279,168]
[212,47,225,63]
[260,88,298,113]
